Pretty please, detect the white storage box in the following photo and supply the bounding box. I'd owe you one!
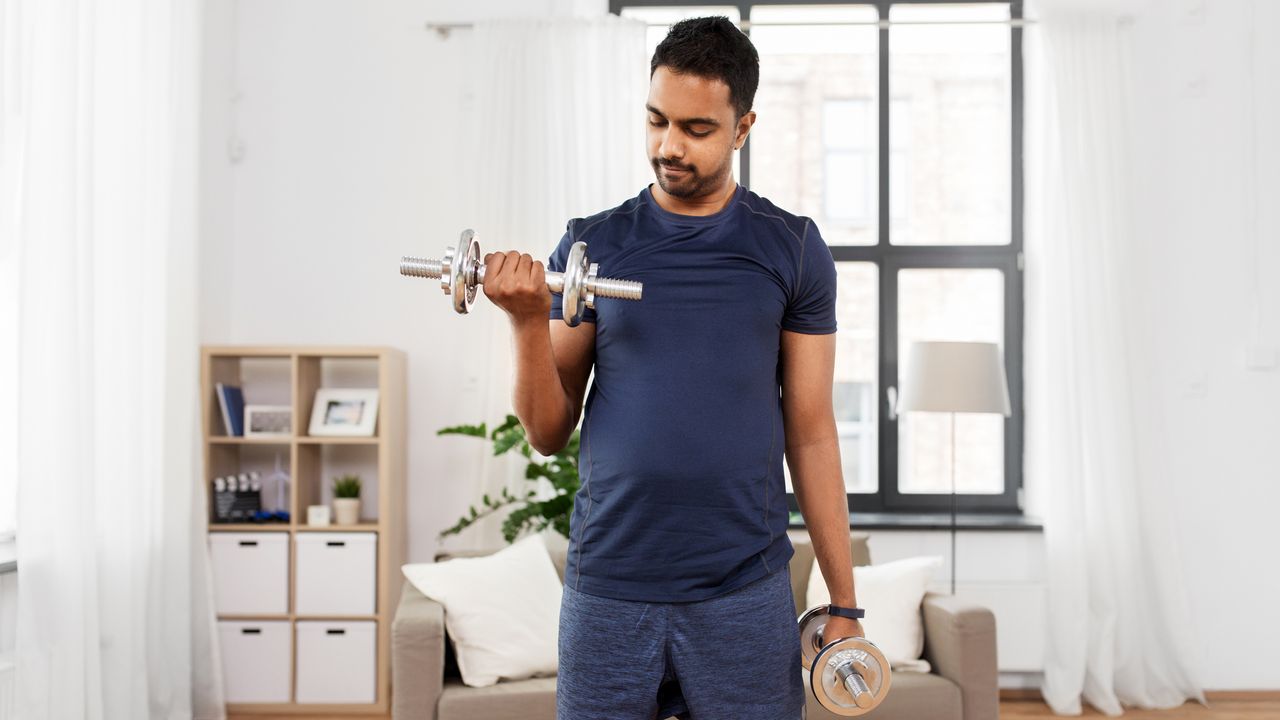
[295,621,376,704]
[295,532,376,616]
[209,532,289,615]
[218,621,291,703]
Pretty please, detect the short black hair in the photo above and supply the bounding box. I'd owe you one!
[650,16,760,119]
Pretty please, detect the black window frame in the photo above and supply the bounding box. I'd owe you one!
[611,0,1025,516]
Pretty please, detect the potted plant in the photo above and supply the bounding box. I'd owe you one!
[438,415,578,544]
[332,474,362,526]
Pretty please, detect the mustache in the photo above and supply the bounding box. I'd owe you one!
[653,158,695,172]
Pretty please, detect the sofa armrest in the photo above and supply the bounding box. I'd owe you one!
[921,592,999,720]
[392,582,447,720]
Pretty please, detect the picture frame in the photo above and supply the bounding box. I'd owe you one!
[308,388,380,437]
[244,404,293,438]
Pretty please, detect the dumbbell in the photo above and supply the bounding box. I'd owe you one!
[399,229,644,327]
[798,605,893,716]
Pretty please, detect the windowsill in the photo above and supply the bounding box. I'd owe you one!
[788,511,1042,532]
[0,537,15,574]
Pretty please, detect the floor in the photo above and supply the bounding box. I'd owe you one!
[230,699,1280,720]
[999,699,1280,719]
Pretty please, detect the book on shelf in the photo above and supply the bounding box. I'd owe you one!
[215,382,245,436]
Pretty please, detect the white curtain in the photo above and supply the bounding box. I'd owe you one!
[1024,1,1206,715]
[3,0,224,717]
[455,16,650,549]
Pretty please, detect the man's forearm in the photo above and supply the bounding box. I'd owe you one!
[510,319,574,455]
[789,439,857,607]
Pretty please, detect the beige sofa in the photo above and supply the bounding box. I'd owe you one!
[392,530,998,720]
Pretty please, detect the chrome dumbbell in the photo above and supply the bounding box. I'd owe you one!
[799,605,893,716]
[399,229,644,327]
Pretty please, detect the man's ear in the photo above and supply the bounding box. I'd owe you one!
[735,110,757,149]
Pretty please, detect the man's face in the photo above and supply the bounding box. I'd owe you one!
[646,66,752,200]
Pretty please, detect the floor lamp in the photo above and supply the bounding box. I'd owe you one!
[896,341,1012,595]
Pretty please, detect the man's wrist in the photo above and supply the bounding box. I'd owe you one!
[827,605,865,620]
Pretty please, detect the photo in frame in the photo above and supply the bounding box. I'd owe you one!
[308,388,379,437]
[244,404,293,438]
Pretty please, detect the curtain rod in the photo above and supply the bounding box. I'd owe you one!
[425,17,1035,39]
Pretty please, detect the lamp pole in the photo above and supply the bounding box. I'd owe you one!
[950,412,957,596]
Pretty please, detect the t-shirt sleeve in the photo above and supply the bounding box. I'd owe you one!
[781,220,838,334]
[546,221,597,324]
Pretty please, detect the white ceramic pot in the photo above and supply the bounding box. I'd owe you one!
[333,498,361,526]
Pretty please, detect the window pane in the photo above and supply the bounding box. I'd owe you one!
[751,5,878,246]
[889,3,1011,245]
[897,268,1005,494]
[620,6,742,59]
[836,263,879,493]
[784,263,878,497]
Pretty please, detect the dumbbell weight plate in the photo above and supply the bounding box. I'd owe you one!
[798,605,833,671]
[449,229,481,315]
[562,241,588,327]
[811,636,892,716]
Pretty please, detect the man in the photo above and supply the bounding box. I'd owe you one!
[482,16,863,720]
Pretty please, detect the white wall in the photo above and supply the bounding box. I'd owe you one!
[199,0,609,567]
[199,0,1278,692]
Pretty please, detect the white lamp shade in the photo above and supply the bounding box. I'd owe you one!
[897,341,1012,416]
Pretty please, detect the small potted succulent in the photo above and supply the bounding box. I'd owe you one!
[332,474,362,526]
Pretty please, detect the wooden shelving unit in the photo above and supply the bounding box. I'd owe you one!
[201,345,406,715]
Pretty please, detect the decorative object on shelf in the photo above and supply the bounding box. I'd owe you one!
[212,473,262,523]
[332,474,362,526]
[215,382,245,436]
[307,504,332,527]
[896,341,1012,595]
[308,388,380,437]
[438,415,579,543]
[262,452,291,513]
[244,404,292,438]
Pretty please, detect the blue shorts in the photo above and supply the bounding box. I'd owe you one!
[556,566,805,720]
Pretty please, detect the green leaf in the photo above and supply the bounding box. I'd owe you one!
[439,414,580,548]
[438,423,487,438]
[492,428,525,456]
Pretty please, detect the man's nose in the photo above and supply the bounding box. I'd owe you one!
[658,127,684,160]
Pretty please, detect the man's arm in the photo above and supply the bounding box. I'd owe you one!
[483,251,595,456]
[780,330,862,636]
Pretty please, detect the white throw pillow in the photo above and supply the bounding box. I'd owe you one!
[401,533,562,687]
[807,556,943,670]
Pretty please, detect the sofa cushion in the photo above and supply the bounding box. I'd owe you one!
[807,555,943,670]
[438,677,558,720]
[403,533,561,687]
[803,669,963,720]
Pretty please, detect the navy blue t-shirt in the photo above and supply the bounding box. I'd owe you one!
[547,184,837,603]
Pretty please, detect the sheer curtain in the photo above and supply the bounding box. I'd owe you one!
[1024,1,1206,714]
[458,16,650,549]
[3,0,224,717]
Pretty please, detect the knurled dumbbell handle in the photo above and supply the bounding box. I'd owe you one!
[399,256,642,301]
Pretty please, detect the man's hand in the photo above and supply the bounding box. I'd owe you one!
[483,251,552,325]
[822,615,865,645]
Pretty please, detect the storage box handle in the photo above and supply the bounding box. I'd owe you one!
[326,629,346,635]
[242,628,261,635]
[238,540,258,547]
[326,541,346,547]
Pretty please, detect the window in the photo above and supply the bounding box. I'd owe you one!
[614,1,1024,514]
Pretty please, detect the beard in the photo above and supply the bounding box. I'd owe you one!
[651,153,733,199]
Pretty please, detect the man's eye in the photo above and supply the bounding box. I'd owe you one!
[689,129,711,138]
[649,119,666,127]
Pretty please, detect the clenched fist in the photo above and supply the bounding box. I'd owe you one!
[482,251,552,326]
